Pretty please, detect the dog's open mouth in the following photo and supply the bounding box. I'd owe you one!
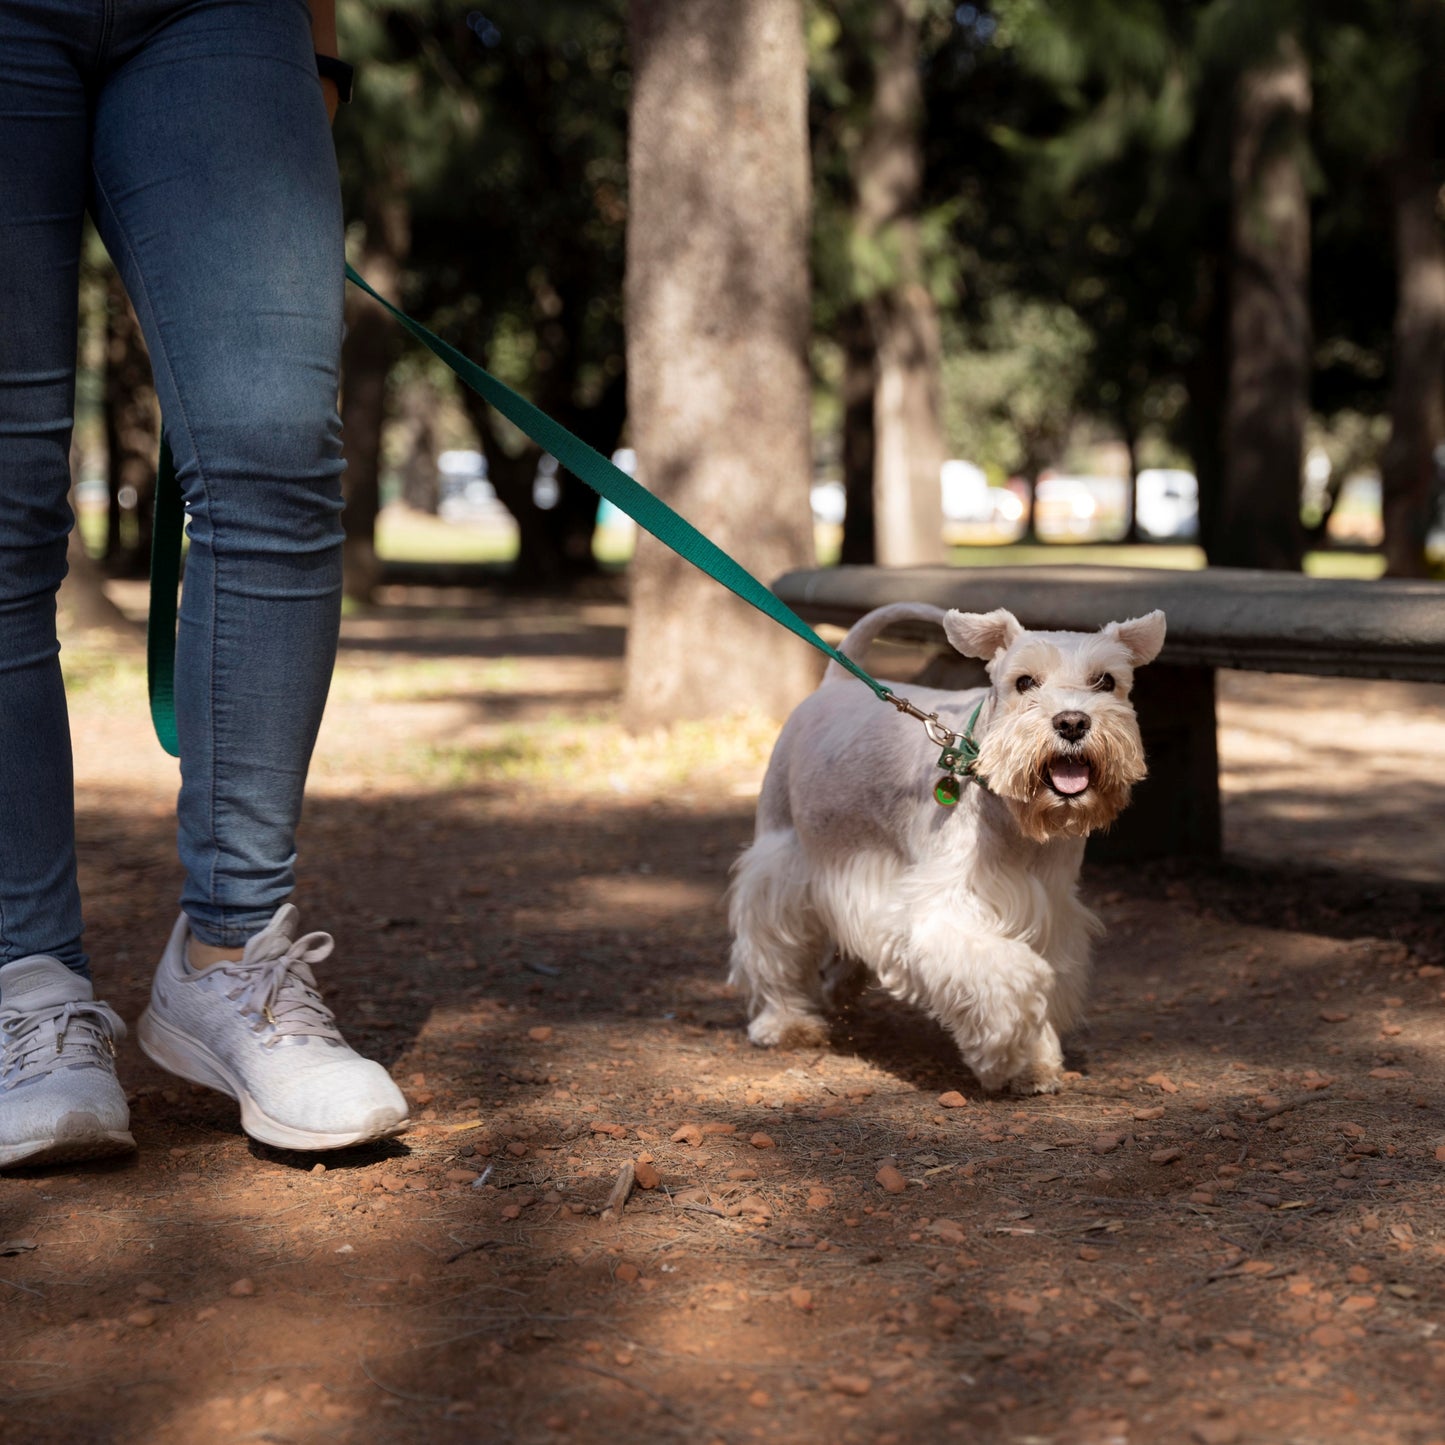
[1045,757,1092,797]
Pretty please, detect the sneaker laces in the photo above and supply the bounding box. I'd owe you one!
[0,1000,127,1087]
[213,929,343,1044]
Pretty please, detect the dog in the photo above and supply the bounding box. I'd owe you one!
[727,601,1166,1095]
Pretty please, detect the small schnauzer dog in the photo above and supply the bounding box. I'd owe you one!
[728,601,1166,1095]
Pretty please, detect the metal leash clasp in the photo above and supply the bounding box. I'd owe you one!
[883,689,984,806]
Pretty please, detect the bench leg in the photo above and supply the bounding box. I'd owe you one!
[1088,664,1221,863]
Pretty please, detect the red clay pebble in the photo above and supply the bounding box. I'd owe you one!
[1133,1106,1166,1121]
[937,1091,968,1109]
[134,1281,166,1300]
[788,1287,814,1311]
[614,1262,640,1284]
[1092,1133,1123,1155]
[445,1169,479,1184]
[700,1122,737,1136]
[1150,1147,1184,1165]
[671,1124,704,1147]
[125,1309,157,1328]
[875,1164,907,1194]
[1190,1422,1240,1445]
[749,1132,777,1150]
[634,1161,661,1190]
[726,1166,759,1181]
[828,1373,872,1397]
[228,1278,256,1298]
[527,1026,553,1042]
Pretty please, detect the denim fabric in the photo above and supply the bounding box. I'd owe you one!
[0,0,346,975]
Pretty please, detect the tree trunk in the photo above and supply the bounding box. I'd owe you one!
[1380,151,1445,578]
[623,0,817,728]
[340,186,409,605]
[400,381,441,515]
[1213,37,1311,571]
[839,305,877,565]
[103,269,159,575]
[855,0,945,567]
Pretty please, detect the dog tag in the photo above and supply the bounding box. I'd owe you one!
[934,774,962,807]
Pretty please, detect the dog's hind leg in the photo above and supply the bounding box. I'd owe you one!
[727,831,831,1049]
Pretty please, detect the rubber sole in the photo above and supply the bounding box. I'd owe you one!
[137,1006,409,1153]
[0,1113,136,1170]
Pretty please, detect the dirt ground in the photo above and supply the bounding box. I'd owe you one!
[3,587,1443,1445]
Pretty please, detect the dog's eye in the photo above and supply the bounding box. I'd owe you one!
[1094,673,1116,693]
[1014,675,1036,694]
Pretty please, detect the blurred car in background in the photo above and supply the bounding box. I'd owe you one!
[1135,468,1199,541]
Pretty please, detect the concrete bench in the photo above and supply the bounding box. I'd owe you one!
[772,564,1445,862]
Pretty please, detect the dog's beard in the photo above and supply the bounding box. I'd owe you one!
[975,702,1147,844]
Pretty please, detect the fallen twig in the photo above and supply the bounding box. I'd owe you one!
[562,1359,692,1424]
[1235,1095,1336,1123]
[600,1161,636,1223]
[356,1353,454,1405]
[444,1238,501,1265]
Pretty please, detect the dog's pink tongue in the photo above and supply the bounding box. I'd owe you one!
[1049,759,1091,796]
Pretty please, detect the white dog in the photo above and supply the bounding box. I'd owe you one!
[727,602,1166,1094]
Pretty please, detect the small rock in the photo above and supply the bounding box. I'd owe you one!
[528,1026,553,1043]
[937,1091,968,1109]
[228,1278,256,1298]
[747,1390,771,1408]
[125,1309,157,1328]
[749,1132,777,1150]
[928,1218,966,1246]
[875,1164,907,1194]
[726,1166,759,1182]
[1092,1133,1123,1155]
[134,1281,166,1300]
[195,1306,218,1321]
[1132,1106,1166,1121]
[634,1161,661,1190]
[1341,1294,1378,1313]
[788,1287,813,1312]
[1319,1010,1351,1023]
[1149,1147,1183,1165]
[700,1122,737,1136]
[506,1141,529,1158]
[380,1175,407,1193]
[614,1262,640,1284]
[1077,1246,1102,1262]
[1190,1422,1240,1445]
[671,1124,704,1147]
[445,1169,480,1184]
[1124,1365,1152,1388]
[1144,1072,1179,1094]
[827,1373,872,1397]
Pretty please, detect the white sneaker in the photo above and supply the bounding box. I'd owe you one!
[0,956,135,1169]
[137,906,409,1152]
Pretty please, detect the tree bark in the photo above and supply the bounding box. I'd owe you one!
[1380,149,1445,578]
[340,185,409,605]
[855,0,945,566]
[1213,36,1311,571]
[623,0,818,727]
[839,305,877,564]
[103,270,159,575]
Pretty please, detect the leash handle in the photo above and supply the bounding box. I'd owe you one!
[144,265,897,757]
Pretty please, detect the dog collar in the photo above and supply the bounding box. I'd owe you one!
[887,690,989,805]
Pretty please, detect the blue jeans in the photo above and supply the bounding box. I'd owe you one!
[0,0,346,976]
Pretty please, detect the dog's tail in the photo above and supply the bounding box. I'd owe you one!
[823,602,949,684]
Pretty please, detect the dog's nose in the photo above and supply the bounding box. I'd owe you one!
[1052,710,1091,743]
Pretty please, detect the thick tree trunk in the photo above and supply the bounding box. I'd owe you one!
[340,187,409,605]
[839,305,877,565]
[1380,153,1445,578]
[103,270,159,575]
[623,0,817,727]
[1213,37,1311,571]
[855,0,945,567]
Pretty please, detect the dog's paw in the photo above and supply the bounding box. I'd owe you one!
[747,1006,829,1050]
[1008,1070,1063,1096]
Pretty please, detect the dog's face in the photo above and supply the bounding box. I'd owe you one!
[943,607,1167,843]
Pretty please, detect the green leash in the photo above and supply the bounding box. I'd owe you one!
[146,266,984,797]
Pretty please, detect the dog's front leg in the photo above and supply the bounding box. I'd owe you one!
[908,931,1065,1096]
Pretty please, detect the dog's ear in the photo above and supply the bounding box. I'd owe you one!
[1104,610,1167,667]
[943,608,1023,662]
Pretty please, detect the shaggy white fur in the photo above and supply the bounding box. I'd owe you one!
[728,601,1166,1094]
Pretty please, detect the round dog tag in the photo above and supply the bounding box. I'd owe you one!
[933,775,962,807]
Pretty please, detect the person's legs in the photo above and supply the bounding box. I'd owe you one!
[0,2,93,979]
[0,3,134,1168]
[92,0,406,1149]
[91,0,346,947]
